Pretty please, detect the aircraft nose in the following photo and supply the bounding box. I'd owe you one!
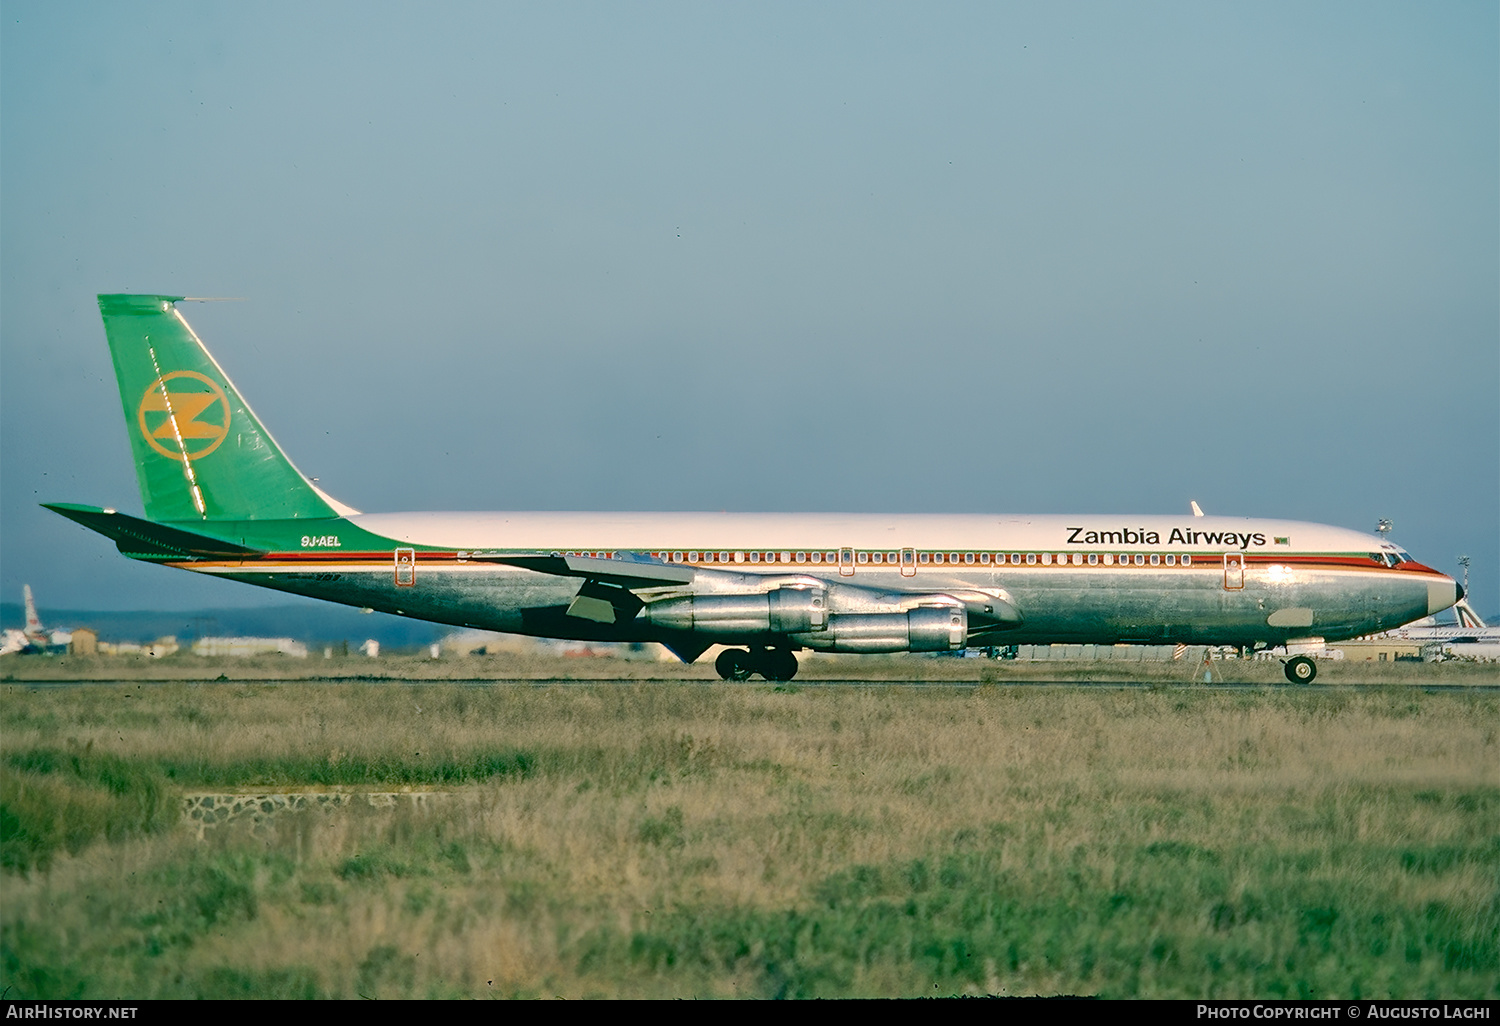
[1427,576,1462,616]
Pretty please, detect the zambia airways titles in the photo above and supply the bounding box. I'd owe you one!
[1066,527,1274,549]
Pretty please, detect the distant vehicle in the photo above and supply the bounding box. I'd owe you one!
[1,585,71,655]
[45,295,1463,684]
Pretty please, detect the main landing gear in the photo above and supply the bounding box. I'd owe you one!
[1284,656,1317,684]
[715,648,798,682]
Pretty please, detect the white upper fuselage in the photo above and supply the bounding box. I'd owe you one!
[349,511,1382,558]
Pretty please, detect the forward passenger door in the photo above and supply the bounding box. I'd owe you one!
[1223,552,1244,591]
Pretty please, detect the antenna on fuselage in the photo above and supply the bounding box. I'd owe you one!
[1376,518,1393,540]
[1190,501,1205,517]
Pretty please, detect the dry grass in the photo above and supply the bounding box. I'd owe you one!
[2,681,1496,998]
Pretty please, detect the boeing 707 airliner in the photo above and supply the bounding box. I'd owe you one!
[46,295,1463,683]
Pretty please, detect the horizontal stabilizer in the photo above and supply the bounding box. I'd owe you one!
[43,503,264,560]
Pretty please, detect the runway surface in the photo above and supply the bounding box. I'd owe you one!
[11,676,1499,691]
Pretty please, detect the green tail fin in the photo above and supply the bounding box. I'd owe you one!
[97,294,339,522]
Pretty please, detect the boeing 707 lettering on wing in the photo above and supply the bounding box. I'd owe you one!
[46,295,1464,684]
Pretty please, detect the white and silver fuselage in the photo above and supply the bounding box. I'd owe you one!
[176,511,1460,652]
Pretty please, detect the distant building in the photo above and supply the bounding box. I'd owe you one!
[191,637,309,658]
[68,628,97,656]
[1331,639,1427,663]
[146,636,179,658]
[1009,643,1234,662]
[98,636,179,657]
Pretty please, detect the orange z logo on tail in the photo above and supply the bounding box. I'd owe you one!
[137,371,230,460]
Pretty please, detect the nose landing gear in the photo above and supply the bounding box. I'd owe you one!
[1284,655,1317,684]
[715,647,799,682]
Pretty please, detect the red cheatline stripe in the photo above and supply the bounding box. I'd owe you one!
[170,550,1446,579]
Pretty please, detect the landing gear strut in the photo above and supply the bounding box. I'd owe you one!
[1284,656,1317,684]
[715,648,798,682]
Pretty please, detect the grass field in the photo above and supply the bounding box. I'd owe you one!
[2,678,1496,998]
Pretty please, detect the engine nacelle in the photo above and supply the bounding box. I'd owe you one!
[794,605,967,653]
[640,587,827,637]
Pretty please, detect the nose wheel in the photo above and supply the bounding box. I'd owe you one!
[715,648,798,682]
[1284,656,1317,684]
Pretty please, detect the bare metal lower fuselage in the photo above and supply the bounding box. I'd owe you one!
[183,539,1443,652]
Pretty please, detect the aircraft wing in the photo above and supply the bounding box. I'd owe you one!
[471,552,696,588]
[470,552,697,628]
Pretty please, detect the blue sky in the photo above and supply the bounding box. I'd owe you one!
[3,1,1496,613]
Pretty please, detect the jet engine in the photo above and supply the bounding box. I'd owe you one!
[793,605,967,653]
[640,586,827,637]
